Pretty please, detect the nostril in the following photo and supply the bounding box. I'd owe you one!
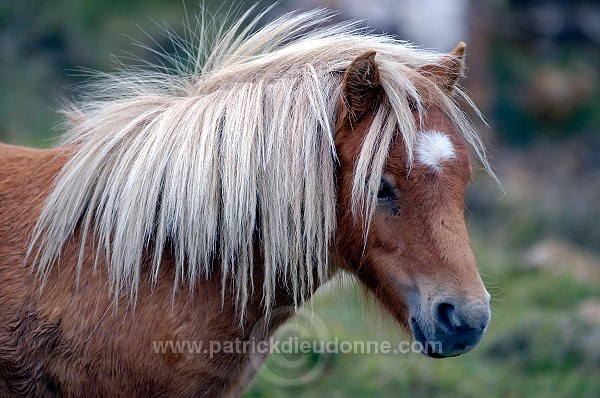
[435,302,460,332]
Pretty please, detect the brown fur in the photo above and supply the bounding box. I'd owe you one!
[0,48,488,396]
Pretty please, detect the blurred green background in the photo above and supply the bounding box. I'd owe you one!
[1,0,599,397]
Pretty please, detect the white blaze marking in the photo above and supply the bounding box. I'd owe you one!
[415,130,456,171]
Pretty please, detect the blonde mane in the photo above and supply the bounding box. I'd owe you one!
[29,8,496,318]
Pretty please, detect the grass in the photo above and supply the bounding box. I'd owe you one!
[245,232,600,397]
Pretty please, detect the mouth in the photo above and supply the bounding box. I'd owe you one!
[410,317,449,358]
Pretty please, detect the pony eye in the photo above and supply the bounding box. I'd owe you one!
[377,179,396,202]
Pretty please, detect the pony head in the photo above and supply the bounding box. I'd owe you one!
[334,44,490,357]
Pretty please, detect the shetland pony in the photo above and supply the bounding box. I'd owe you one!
[0,9,495,397]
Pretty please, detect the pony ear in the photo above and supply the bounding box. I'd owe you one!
[342,50,381,122]
[419,42,466,93]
